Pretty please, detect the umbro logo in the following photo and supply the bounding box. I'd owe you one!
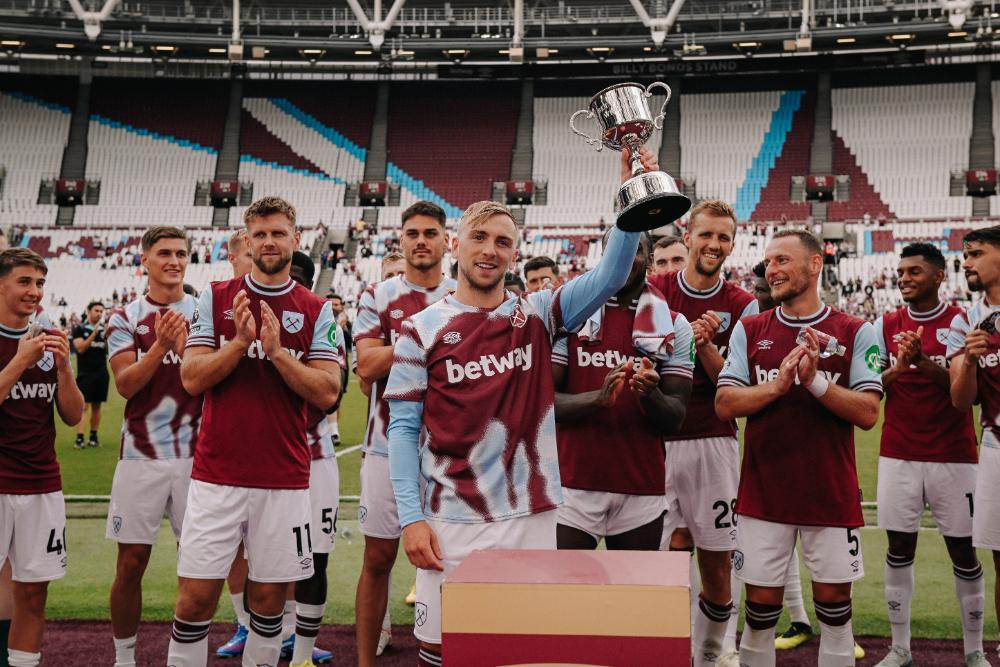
[443,331,461,344]
[300,557,312,570]
[390,309,404,319]
[757,339,773,350]
[888,601,901,611]
[851,560,860,573]
[223,309,234,320]
[136,325,150,335]
[970,610,984,620]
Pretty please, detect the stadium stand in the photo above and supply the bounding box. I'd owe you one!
[0,75,75,228]
[750,91,814,222]
[831,83,974,220]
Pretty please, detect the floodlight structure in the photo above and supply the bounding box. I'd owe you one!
[65,0,121,41]
[346,0,408,50]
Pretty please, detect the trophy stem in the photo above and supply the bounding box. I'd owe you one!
[625,135,644,178]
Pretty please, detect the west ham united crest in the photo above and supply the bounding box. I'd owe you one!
[112,515,123,534]
[282,310,304,334]
[414,602,428,626]
[36,351,54,372]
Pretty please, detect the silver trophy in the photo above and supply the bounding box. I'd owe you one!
[570,82,691,232]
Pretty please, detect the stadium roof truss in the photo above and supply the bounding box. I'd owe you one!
[0,0,996,74]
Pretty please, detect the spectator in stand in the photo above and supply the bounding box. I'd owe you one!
[72,301,110,449]
[523,256,563,293]
[954,257,962,275]
[650,237,687,276]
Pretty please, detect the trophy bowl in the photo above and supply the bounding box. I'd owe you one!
[570,82,691,232]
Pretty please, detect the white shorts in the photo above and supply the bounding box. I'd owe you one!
[734,515,864,586]
[659,496,686,550]
[177,480,313,583]
[414,510,556,645]
[973,446,1000,551]
[359,454,400,540]
[877,457,976,537]
[557,488,667,542]
[310,456,340,555]
[665,437,739,551]
[106,458,193,544]
[0,492,67,583]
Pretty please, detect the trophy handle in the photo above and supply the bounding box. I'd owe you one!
[570,109,603,152]
[645,81,672,131]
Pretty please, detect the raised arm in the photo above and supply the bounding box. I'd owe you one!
[259,301,341,409]
[558,225,641,332]
[795,325,882,430]
[715,321,802,420]
[109,309,189,399]
[48,330,84,427]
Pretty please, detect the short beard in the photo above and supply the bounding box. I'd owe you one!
[460,264,504,294]
[407,254,438,272]
[773,276,810,304]
[967,276,983,292]
[253,253,290,276]
[694,256,721,279]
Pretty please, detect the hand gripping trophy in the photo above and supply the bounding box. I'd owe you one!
[570,82,692,231]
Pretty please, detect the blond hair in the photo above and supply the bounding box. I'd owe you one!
[228,229,247,252]
[688,199,737,234]
[381,251,405,267]
[459,201,516,235]
[243,196,296,227]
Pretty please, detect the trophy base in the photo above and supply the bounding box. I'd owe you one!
[615,171,692,232]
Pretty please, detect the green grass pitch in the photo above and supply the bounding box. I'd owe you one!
[43,372,999,639]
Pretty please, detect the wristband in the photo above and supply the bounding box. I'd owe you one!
[806,373,829,398]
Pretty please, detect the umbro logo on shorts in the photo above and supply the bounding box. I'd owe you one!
[851,560,860,573]
[732,550,744,571]
[112,515,123,534]
[414,602,428,626]
[300,557,312,570]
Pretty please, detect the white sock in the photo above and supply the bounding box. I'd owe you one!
[331,422,340,437]
[722,569,742,653]
[738,627,777,667]
[783,552,809,626]
[245,610,283,667]
[686,549,700,636]
[815,600,855,667]
[231,592,250,628]
[693,595,733,664]
[292,602,325,664]
[113,634,137,666]
[280,598,296,641]
[739,601,781,667]
[7,650,40,667]
[167,617,211,667]
[884,553,914,651]
[954,562,986,656]
[382,601,392,633]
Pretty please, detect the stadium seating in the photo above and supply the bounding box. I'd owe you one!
[387,82,519,211]
[85,78,227,227]
[0,76,75,228]
[831,83,974,220]
[750,91,813,222]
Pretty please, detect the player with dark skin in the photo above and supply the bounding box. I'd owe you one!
[553,231,692,550]
[950,237,1000,639]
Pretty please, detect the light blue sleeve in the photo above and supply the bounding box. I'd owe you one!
[551,337,569,366]
[717,321,751,387]
[850,322,884,393]
[105,309,135,358]
[557,227,641,333]
[185,287,216,348]
[661,313,695,378]
[308,301,340,363]
[946,311,971,359]
[872,316,888,368]
[388,399,425,528]
[739,299,760,319]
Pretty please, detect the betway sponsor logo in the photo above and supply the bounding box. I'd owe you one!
[137,349,183,365]
[8,382,58,401]
[754,365,841,386]
[979,353,1000,368]
[219,335,306,361]
[446,344,532,383]
[576,348,640,369]
[889,352,947,369]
